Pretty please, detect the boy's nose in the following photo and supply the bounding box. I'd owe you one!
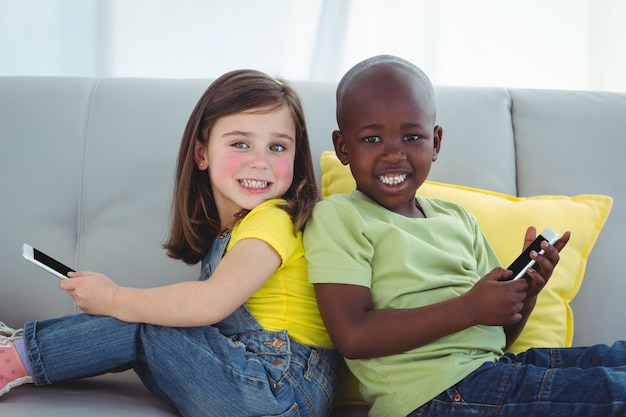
[382,140,406,162]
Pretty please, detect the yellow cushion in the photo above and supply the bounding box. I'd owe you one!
[320,151,613,405]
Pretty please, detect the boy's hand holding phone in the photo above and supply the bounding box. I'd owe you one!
[503,227,559,281]
[500,227,571,304]
[468,227,570,327]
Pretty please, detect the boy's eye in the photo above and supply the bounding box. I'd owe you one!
[363,136,381,143]
[404,134,421,141]
[270,143,287,152]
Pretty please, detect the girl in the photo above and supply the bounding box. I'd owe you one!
[0,70,337,417]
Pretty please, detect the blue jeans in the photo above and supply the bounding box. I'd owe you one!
[411,342,626,416]
[23,234,338,417]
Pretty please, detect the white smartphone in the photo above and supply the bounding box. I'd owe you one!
[22,243,75,279]
[504,228,559,281]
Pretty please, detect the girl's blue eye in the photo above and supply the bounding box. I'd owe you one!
[233,141,249,149]
[270,144,286,152]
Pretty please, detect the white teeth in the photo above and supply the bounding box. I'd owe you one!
[379,174,407,185]
[240,179,268,189]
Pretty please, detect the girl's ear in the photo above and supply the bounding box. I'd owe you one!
[194,141,208,170]
[332,130,350,166]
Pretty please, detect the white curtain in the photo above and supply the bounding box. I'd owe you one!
[1,0,625,92]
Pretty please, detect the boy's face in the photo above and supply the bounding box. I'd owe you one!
[333,70,442,217]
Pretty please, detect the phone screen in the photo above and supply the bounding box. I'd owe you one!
[506,235,548,278]
[33,247,75,276]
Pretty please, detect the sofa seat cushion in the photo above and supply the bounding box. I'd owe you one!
[1,372,177,416]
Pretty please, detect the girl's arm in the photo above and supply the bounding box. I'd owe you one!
[60,238,280,327]
[315,267,529,359]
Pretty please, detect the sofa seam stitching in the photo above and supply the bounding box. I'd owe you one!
[73,78,102,313]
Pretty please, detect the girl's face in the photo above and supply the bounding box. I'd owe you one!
[196,105,296,226]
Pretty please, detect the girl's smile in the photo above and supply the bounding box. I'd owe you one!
[239,178,271,190]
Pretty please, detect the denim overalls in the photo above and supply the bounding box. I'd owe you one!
[24,233,338,417]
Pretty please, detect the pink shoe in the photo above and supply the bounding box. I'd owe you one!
[0,322,33,397]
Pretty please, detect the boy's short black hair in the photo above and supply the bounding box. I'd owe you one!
[336,55,436,122]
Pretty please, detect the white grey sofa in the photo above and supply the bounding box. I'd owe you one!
[1,77,625,416]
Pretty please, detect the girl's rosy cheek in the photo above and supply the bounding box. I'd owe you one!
[274,159,294,182]
[219,154,243,172]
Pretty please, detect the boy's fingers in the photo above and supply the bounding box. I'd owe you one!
[553,231,571,252]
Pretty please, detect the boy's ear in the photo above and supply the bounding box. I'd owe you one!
[332,130,350,165]
[194,141,208,170]
[432,125,443,162]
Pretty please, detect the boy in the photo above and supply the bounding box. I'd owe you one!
[304,55,626,417]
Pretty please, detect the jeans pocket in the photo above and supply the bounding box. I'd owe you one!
[283,346,338,417]
[305,348,339,402]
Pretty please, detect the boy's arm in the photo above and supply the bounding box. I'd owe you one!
[315,269,528,359]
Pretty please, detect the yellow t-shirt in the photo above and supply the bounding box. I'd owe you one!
[226,199,332,348]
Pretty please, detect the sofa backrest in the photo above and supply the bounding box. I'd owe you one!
[1,77,625,346]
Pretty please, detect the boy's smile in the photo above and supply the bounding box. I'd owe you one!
[333,64,442,217]
[379,173,408,186]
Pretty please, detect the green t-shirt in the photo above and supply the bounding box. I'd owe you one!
[305,190,505,417]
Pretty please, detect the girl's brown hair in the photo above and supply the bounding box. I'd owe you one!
[163,70,319,265]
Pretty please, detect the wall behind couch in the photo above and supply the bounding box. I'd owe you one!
[1,0,625,92]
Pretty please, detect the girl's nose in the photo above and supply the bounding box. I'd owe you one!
[248,149,269,169]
